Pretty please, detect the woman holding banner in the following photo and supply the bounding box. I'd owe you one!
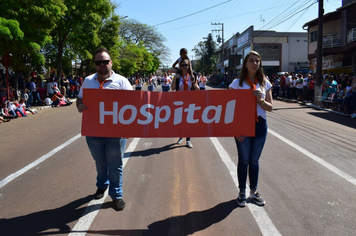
[229,51,273,207]
[171,58,199,148]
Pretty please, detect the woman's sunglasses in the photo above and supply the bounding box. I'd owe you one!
[180,64,189,67]
[94,60,110,66]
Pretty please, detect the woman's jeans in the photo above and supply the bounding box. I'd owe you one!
[86,137,127,200]
[234,116,267,193]
[15,108,27,117]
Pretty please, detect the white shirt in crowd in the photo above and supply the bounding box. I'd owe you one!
[30,81,37,92]
[162,76,172,87]
[198,76,207,88]
[286,75,292,86]
[46,82,54,95]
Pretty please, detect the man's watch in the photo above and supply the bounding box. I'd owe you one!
[259,98,265,105]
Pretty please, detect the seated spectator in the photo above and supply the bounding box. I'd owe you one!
[6,99,27,117]
[0,115,11,124]
[15,99,28,117]
[18,98,36,115]
[51,90,72,107]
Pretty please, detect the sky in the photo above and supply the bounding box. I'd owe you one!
[115,0,342,66]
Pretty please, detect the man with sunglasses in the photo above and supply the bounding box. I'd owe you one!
[76,47,132,211]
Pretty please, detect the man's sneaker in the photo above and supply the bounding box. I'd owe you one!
[94,188,107,200]
[249,192,265,206]
[236,192,247,207]
[112,198,125,211]
[351,113,356,119]
[187,141,193,148]
[176,138,183,144]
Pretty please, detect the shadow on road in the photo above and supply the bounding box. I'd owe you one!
[308,112,356,129]
[272,106,310,111]
[85,199,238,236]
[125,143,184,158]
[0,195,93,236]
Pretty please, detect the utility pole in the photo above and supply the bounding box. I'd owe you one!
[212,22,224,74]
[202,37,209,71]
[315,0,324,105]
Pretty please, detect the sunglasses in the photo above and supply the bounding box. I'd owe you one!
[94,60,110,66]
[180,64,189,67]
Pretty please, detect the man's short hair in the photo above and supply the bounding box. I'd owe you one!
[94,47,110,59]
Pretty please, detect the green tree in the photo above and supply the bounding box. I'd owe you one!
[192,33,217,74]
[119,19,169,65]
[0,0,65,73]
[117,43,157,77]
[48,0,114,80]
[69,12,123,76]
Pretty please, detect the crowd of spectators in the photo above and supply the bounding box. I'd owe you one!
[269,71,356,118]
[208,74,234,88]
[2,68,356,123]
[0,70,78,124]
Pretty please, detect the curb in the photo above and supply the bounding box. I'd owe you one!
[276,97,350,117]
[29,98,77,113]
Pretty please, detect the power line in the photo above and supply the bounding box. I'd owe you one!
[263,0,317,31]
[153,0,232,27]
[159,4,295,33]
[257,0,313,31]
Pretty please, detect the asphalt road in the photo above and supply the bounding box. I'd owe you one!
[0,84,355,236]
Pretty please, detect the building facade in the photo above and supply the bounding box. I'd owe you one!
[216,26,308,77]
[303,1,356,74]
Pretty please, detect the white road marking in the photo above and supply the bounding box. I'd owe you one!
[68,138,140,235]
[0,134,82,189]
[210,137,282,236]
[3,127,354,235]
[268,129,356,186]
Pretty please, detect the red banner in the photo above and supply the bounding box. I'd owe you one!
[81,89,255,137]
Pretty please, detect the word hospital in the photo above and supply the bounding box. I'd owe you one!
[99,100,237,129]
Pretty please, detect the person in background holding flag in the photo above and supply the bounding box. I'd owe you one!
[229,50,273,207]
[76,47,132,211]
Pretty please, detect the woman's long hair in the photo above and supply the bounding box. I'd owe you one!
[239,50,266,88]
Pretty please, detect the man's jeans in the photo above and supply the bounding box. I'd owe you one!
[86,137,127,200]
[162,86,169,92]
[234,117,267,193]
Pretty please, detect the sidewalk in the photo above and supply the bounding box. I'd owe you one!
[276,97,350,117]
[28,98,77,113]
